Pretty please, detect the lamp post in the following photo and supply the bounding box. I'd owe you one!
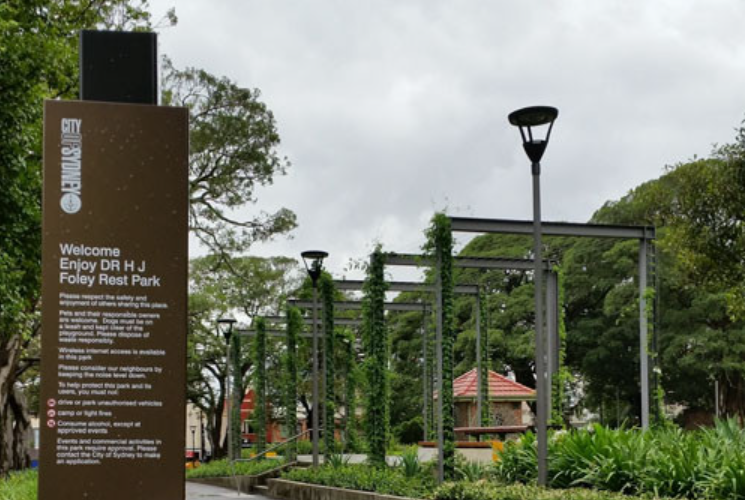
[200,411,206,461]
[508,105,558,487]
[190,425,197,459]
[217,317,236,461]
[301,250,328,467]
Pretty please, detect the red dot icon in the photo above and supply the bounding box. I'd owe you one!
[47,398,56,408]
[46,419,56,429]
[47,409,56,418]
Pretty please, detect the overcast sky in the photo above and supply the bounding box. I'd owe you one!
[149,0,745,282]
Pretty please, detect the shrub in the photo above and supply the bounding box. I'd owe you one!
[283,463,435,498]
[294,438,346,456]
[326,453,351,468]
[400,446,422,478]
[454,456,491,482]
[395,417,424,445]
[433,481,676,500]
[185,458,284,479]
[295,439,313,455]
[494,419,745,499]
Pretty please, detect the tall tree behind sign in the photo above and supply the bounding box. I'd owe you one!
[0,0,160,475]
[0,2,296,473]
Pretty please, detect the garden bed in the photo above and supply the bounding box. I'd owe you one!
[269,478,420,500]
[185,457,290,494]
[269,477,676,500]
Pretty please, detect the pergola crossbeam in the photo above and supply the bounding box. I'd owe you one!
[449,216,656,240]
[235,329,313,338]
[334,279,478,295]
[384,252,554,271]
[262,315,362,327]
[288,299,430,312]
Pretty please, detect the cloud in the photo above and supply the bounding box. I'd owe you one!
[151,0,745,279]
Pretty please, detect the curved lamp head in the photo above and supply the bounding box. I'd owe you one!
[217,317,237,341]
[508,106,559,165]
[301,250,328,286]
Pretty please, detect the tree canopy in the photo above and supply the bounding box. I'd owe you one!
[0,1,296,471]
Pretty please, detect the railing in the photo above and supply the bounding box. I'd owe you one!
[225,428,320,496]
[232,427,320,464]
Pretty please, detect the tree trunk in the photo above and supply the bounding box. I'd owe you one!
[210,398,227,459]
[0,335,30,475]
[722,373,745,424]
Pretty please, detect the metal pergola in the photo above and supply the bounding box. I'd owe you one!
[332,279,482,440]
[448,216,657,429]
[286,298,432,449]
[383,253,562,390]
[382,252,560,483]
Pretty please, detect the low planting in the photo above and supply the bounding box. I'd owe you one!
[0,469,37,500]
[185,457,284,479]
[495,419,745,499]
[282,463,436,498]
[433,481,674,500]
[281,464,672,500]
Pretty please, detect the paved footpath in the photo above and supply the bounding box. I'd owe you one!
[186,481,269,500]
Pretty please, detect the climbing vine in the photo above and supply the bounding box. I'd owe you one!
[362,246,389,466]
[284,307,302,460]
[320,274,336,453]
[253,317,267,453]
[425,213,455,479]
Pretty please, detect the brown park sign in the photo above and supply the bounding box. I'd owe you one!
[39,100,189,500]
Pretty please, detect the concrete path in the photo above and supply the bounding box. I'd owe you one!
[186,481,266,499]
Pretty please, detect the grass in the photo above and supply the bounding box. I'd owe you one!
[185,457,285,479]
[0,469,37,500]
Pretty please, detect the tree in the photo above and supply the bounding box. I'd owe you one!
[1,1,295,472]
[161,58,296,259]
[562,128,745,422]
[0,0,164,475]
[187,255,299,458]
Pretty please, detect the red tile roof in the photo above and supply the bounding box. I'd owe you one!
[451,368,535,401]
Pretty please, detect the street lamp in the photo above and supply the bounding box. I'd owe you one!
[200,411,206,461]
[190,425,197,459]
[301,250,328,467]
[508,105,558,487]
[217,317,236,461]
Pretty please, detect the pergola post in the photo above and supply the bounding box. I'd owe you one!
[639,238,650,430]
[476,289,483,427]
[422,309,429,441]
[435,252,445,484]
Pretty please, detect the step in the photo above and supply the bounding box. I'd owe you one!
[254,484,270,493]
